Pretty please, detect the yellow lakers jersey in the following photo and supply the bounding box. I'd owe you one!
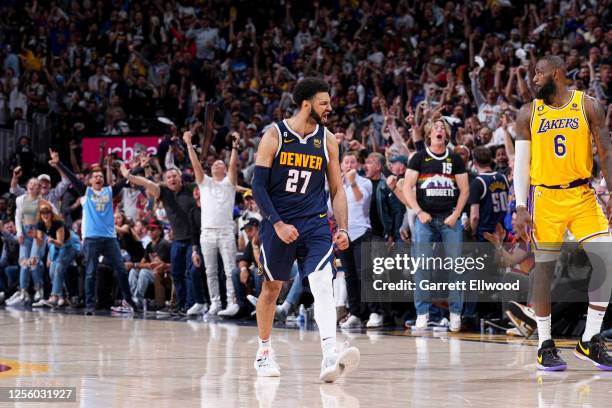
[529,90,592,186]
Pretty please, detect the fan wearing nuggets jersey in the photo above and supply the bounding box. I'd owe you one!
[251,77,360,382]
[514,56,612,371]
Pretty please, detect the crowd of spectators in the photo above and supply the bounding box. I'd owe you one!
[0,0,611,333]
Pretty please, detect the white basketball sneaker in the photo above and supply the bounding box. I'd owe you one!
[254,348,280,377]
[207,301,223,316]
[319,342,360,383]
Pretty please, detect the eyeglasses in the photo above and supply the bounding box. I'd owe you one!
[40,209,52,215]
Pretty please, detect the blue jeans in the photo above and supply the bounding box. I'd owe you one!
[49,244,78,297]
[170,240,193,310]
[83,237,133,308]
[128,268,154,304]
[413,217,464,315]
[284,262,303,307]
[18,226,45,290]
[1,264,19,292]
[187,248,208,306]
[232,266,263,309]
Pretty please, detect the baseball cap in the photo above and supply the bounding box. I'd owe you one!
[243,189,254,199]
[247,123,257,131]
[38,174,51,183]
[240,218,260,230]
[147,219,163,230]
[389,155,408,166]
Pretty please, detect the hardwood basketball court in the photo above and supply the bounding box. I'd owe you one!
[0,309,610,407]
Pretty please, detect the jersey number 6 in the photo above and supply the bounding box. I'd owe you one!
[285,169,312,194]
[554,135,566,157]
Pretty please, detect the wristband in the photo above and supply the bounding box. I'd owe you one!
[338,228,349,239]
[415,209,423,216]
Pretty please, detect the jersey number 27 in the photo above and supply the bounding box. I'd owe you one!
[285,169,312,194]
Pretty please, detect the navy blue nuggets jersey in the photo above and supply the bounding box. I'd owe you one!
[269,119,329,220]
[469,172,509,240]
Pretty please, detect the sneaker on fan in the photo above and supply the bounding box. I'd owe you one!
[508,301,536,330]
[319,342,361,383]
[506,327,523,337]
[110,300,134,314]
[33,289,43,302]
[450,313,462,332]
[247,295,258,307]
[254,348,281,377]
[339,314,362,329]
[6,290,25,306]
[366,313,384,328]
[274,305,288,322]
[187,303,207,316]
[414,313,429,330]
[506,310,535,338]
[32,299,47,308]
[218,303,240,317]
[207,301,223,316]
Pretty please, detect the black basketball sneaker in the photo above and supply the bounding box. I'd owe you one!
[537,340,567,371]
[574,334,612,371]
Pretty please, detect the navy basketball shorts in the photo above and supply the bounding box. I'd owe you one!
[259,215,334,282]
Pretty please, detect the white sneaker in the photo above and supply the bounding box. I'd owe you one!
[415,313,429,330]
[366,313,384,328]
[247,295,258,307]
[339,314,362,329]
[207,301,223,316]
[275,305,288,322]
[34,289,43,302]
[319,343,361,383]
[450,313,462,332]
[6,291,25,306]
[254,348,280,377]
[187,303,206,316]
[506,327,523,337]
[218,303,240,317]
[32,299,47,308]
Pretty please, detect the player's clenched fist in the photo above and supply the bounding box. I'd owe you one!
[334,230,350,251]
[274,221,299,244]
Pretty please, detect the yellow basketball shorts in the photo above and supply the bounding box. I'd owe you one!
[528,183,609,252]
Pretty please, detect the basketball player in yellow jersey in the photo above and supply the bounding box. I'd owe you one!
[514,55,612,371]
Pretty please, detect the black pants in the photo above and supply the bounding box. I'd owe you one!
[339,230,371,318]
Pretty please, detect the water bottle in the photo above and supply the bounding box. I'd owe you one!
[142,298,147,314]
[298,304,306,325]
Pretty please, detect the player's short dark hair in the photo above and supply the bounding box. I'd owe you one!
[472,146,492,166]
[293,77,330,107]
[539,55,566,73]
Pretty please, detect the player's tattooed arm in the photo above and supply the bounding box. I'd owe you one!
[585,96,612,220]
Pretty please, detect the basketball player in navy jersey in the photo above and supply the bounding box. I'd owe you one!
[252,77,360,382]
[469,146,510,242]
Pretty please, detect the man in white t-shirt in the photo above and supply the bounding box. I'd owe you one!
[184,130,240,316]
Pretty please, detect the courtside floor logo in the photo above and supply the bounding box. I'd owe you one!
[0,360,48,378]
